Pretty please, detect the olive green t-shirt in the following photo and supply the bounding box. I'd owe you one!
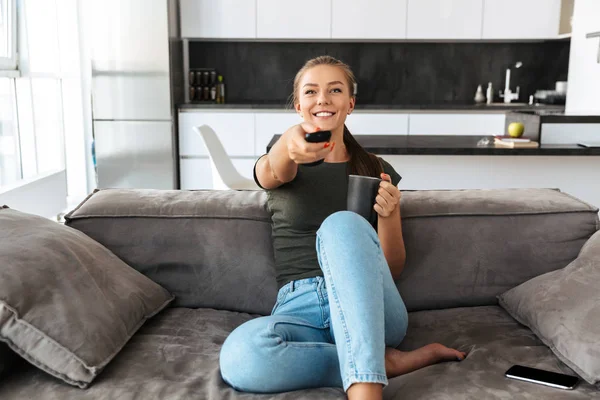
[253,156,402,289]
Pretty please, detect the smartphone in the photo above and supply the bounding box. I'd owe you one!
[303,130,332,166]
[505,365,579,390]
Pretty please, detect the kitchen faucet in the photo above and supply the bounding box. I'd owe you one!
[500,61,522,103]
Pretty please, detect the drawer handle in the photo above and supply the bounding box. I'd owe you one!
[586,31,600,64]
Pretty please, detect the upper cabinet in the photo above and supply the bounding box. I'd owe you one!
[482,0,562,39]
[332,0,407,39]
[180,0,568,41]
[180,0,256,38]
[257,0,331,39]
[407,0,483,39]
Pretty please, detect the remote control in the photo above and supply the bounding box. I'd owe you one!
[303,130,332,166]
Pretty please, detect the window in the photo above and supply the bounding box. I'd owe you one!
[0,78,20,186]
[0,0,18,70]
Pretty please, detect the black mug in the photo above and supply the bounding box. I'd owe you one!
[347,174,382,229]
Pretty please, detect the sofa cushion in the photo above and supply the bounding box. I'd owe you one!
[498,229,600,386]
[0,207,174,388]
[65,188,599,315]
[0,308,346,400]
[1,306,597,399]
[397,188,599,311]
[388,306,598,398]
[65,189,278,315]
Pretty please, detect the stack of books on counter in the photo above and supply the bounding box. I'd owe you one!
[494,136,539,148]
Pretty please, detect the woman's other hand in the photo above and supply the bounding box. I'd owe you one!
[285,122,334,165]
[374,173,401,218]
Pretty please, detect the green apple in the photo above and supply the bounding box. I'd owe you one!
[508,122,525,138]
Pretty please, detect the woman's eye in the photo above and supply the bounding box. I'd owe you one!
[305,89,315,95]
[331,88,342,93]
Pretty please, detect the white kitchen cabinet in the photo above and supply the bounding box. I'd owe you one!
[255,111,301,156]
[179,157,213,189]
[540,124,600,145]
[178,111,255,156]
[332,0,407,39]
[345,113,409,135]
[406,0,483,39]
[180,156,258,190]
[482,0,561,39]
[257,0,331,39]
[408,113,506,136]
[180,0,256,38]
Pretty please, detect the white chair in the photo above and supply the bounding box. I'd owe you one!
[193,125,260,190]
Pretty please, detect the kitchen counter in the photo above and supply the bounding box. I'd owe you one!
[266,135,600,156]
[509,111,600,124]
[180,103,565,113]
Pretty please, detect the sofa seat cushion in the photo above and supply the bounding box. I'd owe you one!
[1,306,598,399]
[0,308,345,400]
[389,306,598,399]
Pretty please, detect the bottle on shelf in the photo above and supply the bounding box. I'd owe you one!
[486,82,494,104]
[474,85,485,104]
[217,75,225,104]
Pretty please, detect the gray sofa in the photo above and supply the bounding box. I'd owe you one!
[1,187,599,399]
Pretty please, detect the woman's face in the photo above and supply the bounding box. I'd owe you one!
[295,65,355,133]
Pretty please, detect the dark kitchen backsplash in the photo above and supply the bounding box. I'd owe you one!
[188,40,570,106]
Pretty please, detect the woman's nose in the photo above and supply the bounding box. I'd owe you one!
[317,91,331,105]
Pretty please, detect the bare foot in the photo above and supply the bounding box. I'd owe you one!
[385,343,467,379]
[429,343,467,362]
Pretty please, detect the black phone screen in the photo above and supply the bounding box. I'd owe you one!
[505,365,579,389]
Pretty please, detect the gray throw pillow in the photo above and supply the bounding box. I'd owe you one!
[0,207,174,388]
[498,229,600,386]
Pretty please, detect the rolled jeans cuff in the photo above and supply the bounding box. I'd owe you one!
[343,373,388,392]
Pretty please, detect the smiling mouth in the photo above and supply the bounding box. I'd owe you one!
[313,111,336,117]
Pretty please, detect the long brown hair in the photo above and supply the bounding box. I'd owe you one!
[290,55,383,178]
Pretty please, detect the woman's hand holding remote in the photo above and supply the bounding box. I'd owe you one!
[285,123,334,165]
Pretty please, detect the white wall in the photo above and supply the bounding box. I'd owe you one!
[0,170,67,219]
[565,0,600,115]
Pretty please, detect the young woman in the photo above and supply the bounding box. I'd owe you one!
[219,55,466,400]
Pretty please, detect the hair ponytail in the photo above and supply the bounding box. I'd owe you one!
[343,125,383,177]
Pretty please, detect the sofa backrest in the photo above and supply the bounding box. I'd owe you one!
[65,188,599,315]
[66,189,277,315]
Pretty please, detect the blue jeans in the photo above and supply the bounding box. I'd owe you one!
[219,211,409,393]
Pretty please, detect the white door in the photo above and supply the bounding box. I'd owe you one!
[257,0,331,39]
[407,0,483,39]
[180,0,256,38]
[482,0,561,39]
[332,0,407,39]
